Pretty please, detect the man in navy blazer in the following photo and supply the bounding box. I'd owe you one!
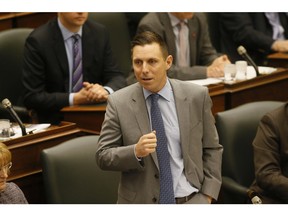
[22,13,126,124]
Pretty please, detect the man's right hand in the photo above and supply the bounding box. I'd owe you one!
[135,131,157,158]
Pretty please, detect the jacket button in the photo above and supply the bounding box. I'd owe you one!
[154,174,159,179]
[152,197,157,203]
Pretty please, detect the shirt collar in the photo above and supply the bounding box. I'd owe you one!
[168,13,188,28]
[143,79,173,102]
[58,18,83,41]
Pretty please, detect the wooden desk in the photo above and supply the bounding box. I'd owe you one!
[0,12,56,30]
[4,122,88,203]
[61,69,288,132]
[61,104,106,134]
[267,52,288,68]
[224,68,288,109]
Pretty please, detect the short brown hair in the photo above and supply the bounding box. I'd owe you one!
[131,31,169,59]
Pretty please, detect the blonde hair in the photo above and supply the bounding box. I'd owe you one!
[0,142,11,167]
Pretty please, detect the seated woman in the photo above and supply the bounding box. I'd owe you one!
[0,143,28,204]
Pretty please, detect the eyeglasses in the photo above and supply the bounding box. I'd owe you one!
[0,162,12,173]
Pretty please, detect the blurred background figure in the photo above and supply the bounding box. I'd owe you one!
[219,13,288,66]
[0,143,28,204]
[127,12,230,84]
[249,102,288,204]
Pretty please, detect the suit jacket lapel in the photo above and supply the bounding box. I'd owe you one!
[159,13,177,60]
[51,20,69,91]
[187,16,198,66]
[82,23,94,81]
[170,79,190,159]
[131,84,159,168]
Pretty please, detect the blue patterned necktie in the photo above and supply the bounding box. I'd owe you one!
[72,34,83,92]
[150,94,175,204]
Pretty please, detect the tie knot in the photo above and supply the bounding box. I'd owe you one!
[150,94,160,103]
[178,21,186,28]
[72,34,80,42]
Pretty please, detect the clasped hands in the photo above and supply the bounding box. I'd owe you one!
[73,81,109,105]
[207,54,231,78]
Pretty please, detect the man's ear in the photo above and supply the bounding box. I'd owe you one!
[166,55,173,70]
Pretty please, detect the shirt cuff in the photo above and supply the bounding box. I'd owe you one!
[104,86,114,94]
[69,93,75,105]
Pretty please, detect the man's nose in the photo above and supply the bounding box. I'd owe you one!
[142,62,149,73]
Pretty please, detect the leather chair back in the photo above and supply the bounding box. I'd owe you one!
[215,101,284,203]
[41,135,120,204]
[0,28,33,122]
[88,13,131,77]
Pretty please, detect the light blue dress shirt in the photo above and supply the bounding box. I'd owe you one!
[143,79,198,198]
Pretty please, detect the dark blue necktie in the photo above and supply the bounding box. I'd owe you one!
[150,94,175,204]
[72,34,83,92]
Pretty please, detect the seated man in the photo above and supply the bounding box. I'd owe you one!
[249,102,288,203]
[219,13,288,65]
[22,13,126,124]
[127,12,230,84]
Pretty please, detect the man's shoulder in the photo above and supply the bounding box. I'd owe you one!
[29,18,57,39]
[170,78,207,91]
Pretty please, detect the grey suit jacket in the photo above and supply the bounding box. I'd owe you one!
[127,13,219,85]
[250,102,288,203]
[96,78,223,204]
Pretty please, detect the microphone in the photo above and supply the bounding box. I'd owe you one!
[237,45,260,77]
[247,189,262,204]
[2,98,27,136]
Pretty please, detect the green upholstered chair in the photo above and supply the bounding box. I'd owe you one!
[41,135,120,204]
[215,101,284,203]
[0,28,34,123]
[88,12,132,77]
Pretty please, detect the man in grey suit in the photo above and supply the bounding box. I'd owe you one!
[127,12,230,84]
[96,31,223,204]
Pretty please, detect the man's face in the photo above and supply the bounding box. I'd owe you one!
[59,13,88,31]
[132,42,172,93]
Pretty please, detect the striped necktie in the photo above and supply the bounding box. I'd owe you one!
[72,34,83,92]
[150,94,175,204]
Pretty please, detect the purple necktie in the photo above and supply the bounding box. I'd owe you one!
[72,34,83,92]
[150,94,175,204]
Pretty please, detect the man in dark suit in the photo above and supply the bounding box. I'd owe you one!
[249,102,288,203]
[127,12,230,84]
[22,13,126,124]
[96,31,222,204]
[219,13,288,65]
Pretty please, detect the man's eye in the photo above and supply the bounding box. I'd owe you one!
[134,60,142,65]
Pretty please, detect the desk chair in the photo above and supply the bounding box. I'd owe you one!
[215,101,284,203]
[0,28,33,123]
[41,135,120,204]
[88,13,132,77]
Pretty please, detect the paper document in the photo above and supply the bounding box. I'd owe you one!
[187,78,223,86]
[246,66,277,79]
[11,123,51,139]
